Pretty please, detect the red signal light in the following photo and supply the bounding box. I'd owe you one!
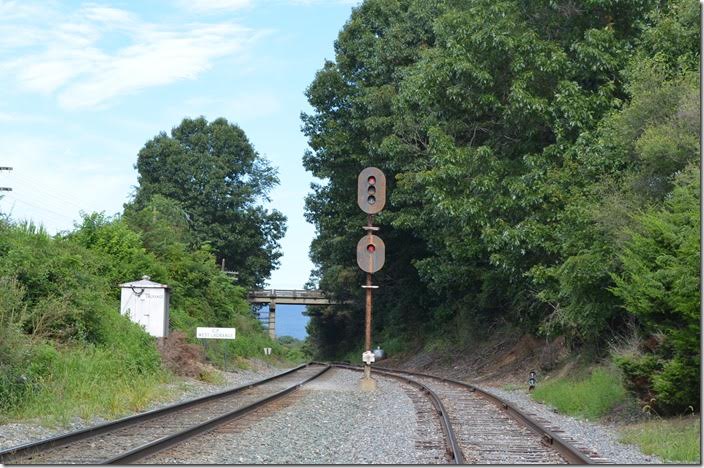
[357,167,386,214]
[357,234,385,273]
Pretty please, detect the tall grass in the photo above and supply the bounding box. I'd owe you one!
[1,343,172,427]
[531,367,628,419]
[619,416,700,463]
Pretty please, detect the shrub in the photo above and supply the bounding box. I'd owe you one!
[611,166,700,412]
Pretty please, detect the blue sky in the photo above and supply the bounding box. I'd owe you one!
[0,0,359,289]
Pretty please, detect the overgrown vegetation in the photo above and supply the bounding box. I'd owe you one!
[0,117,292,424]
[302,0,700,414]
[532,367,629,420]
[619,416,701,463]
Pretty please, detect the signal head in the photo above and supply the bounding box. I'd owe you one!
[357,167,386,214]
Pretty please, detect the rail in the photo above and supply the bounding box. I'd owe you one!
[372,364,595,464]
[0,363,328,464]
[328,362,464,464]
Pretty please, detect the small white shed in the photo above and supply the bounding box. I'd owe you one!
[119,275,170,338]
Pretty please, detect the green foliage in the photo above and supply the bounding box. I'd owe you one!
[0,156,287,422]
[4,342,169,425]
[611,167,700,411]
[0,266,165,423]
[532,367,629,420]
[302,0,699,412]
[129,116,287,287]
[69,212,168,293]
[276,336,311,363]
[619,416,701,463]
[123,195,193,258]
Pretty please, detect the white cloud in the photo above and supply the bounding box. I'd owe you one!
[80,5,135,24]
[178,0,252,12]
[0,111,52,124]
[0,3,263,110]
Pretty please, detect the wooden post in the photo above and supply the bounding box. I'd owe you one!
[364,272,372,379]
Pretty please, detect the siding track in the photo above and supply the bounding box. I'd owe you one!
[0,363,330,465]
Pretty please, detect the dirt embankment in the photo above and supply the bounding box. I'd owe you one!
[382,327,571,387]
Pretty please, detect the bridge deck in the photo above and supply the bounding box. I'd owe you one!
[247,289,345,305]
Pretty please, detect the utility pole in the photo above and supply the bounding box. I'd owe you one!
[0,167,12,192]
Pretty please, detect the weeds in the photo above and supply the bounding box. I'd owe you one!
[531,366,628,420]
[619,415,701,463]
[1,343,170,426]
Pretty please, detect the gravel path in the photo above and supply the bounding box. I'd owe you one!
[0,362,291,452]
[475,384,664,464]
[145,368,440,464]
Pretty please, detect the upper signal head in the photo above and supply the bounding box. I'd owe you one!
[357,167,386,214]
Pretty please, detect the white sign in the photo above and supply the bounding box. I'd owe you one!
[197,327,236,339]
[362,350,375,365]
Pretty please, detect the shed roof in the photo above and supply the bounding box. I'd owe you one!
[119,275,169,289]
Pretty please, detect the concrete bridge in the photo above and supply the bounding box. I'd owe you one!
[247,289,347,339]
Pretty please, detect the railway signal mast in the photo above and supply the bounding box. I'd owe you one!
[356,167,386,385]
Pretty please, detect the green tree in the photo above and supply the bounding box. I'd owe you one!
[302,0,699,397]
[302,0,447,355]
[611,166,700,411]
[129,117,286,287]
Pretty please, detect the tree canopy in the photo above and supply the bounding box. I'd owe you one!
[302,0,699,412]
[129,117,286,287]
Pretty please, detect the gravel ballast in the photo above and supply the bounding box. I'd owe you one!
[475,384,664,464]
[145,368,439,464]
[0,362,668,464]
[0,362,291,452]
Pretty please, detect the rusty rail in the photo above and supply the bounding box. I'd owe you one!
[327,362,464,464]
[371,364,594,465]
[105,364,331,464]
[0,363,323,464]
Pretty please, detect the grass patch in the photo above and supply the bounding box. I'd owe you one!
[619,415,700,463]
[2,344,172,427]
[532,367,628,420]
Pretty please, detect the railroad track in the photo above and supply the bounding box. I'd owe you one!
[0,363,330,465]
[331,363,602,464]
[140,367,448,464]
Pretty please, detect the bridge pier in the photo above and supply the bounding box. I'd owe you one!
[268,301,276,340]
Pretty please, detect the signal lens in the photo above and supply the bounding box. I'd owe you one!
[367,244,375,253]
[367,195,376,205]
[368,176,376,184]
[367,186,376,195]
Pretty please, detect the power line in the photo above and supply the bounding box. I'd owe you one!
[2,194,76,224]
[8,171,85,211]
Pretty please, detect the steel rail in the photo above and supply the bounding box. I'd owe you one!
[371,364,594,465]
[0,363,312,464]
[327,362,464,464]
[105,364,331,464]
